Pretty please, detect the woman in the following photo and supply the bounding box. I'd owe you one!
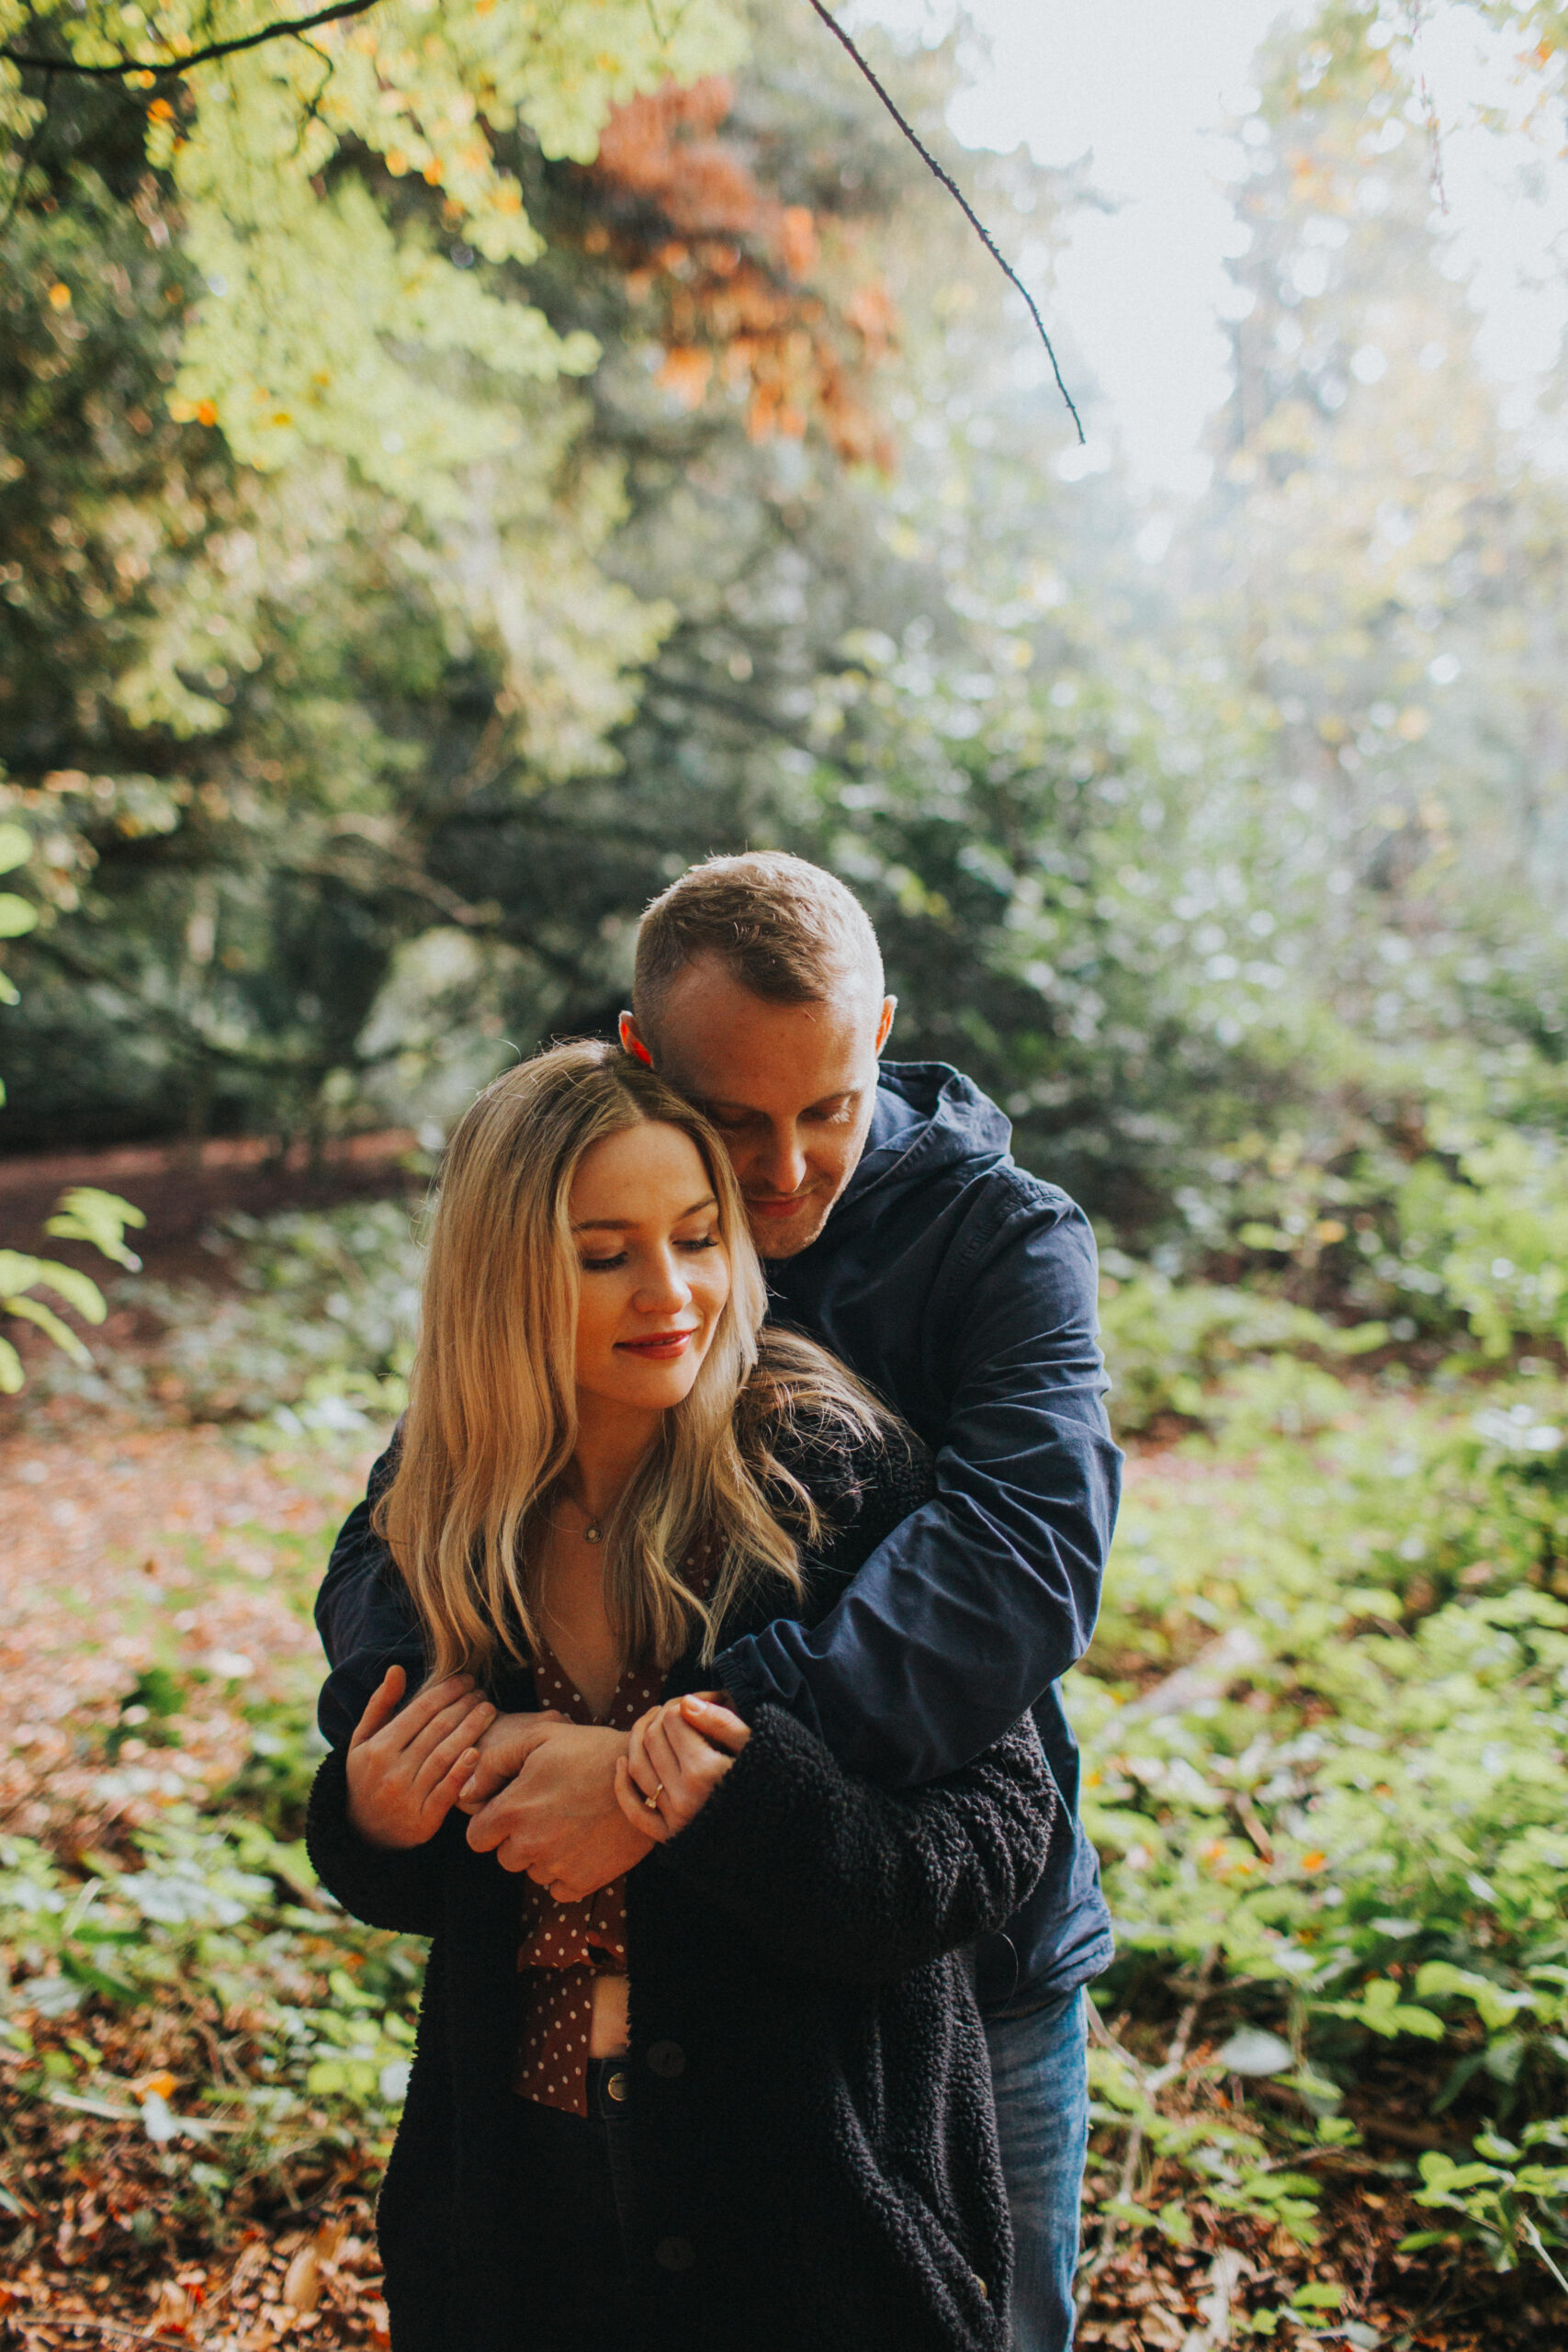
[305,1042,1058,2352]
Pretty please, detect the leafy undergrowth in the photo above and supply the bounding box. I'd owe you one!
[1073,1364,1568,2347]
[3,1204,423,1439]
[2,1315,1566,2345]
[0,1425,404,2348]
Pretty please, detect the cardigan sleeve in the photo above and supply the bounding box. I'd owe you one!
[304,1742,450,1940]
[314,1432,428,1751]
[652,1702,1057,1984]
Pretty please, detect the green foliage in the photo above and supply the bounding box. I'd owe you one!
[1405,2124,1568,2289]
[44,1184,146,1269]
[0,1241,107,1391]
[1074,1319,1568,2297]
[1397,1130,1568,1358]
[0,820,34,1001]
[1079,1374,1568,2137]
[1089,2041,1325,2247]
[1099,1263,1385,1431]
[145,1200,424,1426]
[6,0,743,512]
[1,822,145,1387]
[0,1801,423,2191]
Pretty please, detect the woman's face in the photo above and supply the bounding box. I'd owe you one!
[568,1121,732,1418]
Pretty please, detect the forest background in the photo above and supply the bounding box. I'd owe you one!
[1,0,1567,2345]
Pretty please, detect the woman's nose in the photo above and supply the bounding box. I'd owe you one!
[636,1248,692,1313]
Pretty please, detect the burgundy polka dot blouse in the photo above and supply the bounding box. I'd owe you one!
[512,1645,663,2118]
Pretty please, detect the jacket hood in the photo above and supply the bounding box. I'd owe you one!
[839,1060,1015,1216]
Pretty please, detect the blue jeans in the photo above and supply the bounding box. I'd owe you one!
[986,1988,1089,2352]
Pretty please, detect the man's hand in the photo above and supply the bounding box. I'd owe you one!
[615,1692,750,1843]
[457,1709,568,1810]
[463,1719,657,1899]
[346,1666,495,1850]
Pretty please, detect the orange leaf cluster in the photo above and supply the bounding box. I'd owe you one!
[587,80,897,467]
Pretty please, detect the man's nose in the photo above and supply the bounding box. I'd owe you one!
[755,1124,808,1197]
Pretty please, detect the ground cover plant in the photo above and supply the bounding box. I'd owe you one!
[2,1201,1566,2347]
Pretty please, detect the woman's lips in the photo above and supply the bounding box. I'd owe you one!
[615,1329,698,1359]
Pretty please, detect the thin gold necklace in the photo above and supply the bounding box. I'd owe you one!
[549,1498,604,1544]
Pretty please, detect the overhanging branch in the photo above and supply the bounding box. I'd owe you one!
[800,0,1085,443]
[1,0,382,79]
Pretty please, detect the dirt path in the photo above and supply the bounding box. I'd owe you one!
[0,1423,372,1844]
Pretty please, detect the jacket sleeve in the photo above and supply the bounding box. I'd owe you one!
[716,1192,1122,1787]
[314,1433,427,1750]
[653,1702,1056,1984]
[304,1742,448,1939]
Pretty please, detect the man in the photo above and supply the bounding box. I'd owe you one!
[316,852,1122,2351]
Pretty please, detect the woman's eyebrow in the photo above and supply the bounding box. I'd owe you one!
[571,1194,716,1233]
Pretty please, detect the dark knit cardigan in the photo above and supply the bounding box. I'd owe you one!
[305,1427,1060,2352]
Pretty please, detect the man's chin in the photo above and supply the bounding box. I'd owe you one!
[744,1199,831,1260]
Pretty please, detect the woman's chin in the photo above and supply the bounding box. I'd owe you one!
[583,1362,705,1414]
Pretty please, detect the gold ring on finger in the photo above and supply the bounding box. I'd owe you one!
[644,1782,665,1810]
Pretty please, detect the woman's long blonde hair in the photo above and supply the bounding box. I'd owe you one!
[375,1039,891,1684]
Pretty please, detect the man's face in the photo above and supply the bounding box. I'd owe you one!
[627,957,895,1260]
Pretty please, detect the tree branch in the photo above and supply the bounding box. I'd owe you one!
[799,0,1085,443]
[1,0,382,79]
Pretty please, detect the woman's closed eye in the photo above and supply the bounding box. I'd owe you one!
[579,1232,720,1272]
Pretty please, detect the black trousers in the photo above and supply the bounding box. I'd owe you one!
[509,2059,650,2351]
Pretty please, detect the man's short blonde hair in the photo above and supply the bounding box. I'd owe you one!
[634,853,885,1033]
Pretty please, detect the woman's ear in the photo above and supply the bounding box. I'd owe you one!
[618,1011,655,1068]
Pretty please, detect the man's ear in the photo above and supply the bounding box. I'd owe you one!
[874,996,897,1056]
[619,1011,655,1069]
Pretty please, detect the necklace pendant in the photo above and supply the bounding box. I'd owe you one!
[584,1521,603,1543]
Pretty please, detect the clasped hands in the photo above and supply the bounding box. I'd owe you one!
[346,1664,749,1902]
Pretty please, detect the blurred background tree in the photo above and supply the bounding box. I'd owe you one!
[4,0,1568,1308]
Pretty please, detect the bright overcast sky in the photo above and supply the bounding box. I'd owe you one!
[854,0,1568,495]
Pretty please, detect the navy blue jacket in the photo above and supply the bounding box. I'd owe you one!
[313,1062,1120,2011]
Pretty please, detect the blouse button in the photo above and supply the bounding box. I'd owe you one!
[654,2236,695,2273]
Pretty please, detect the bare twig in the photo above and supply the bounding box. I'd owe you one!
[1521,2216,1568,2301]
[2,0,381,79]
[1077,1946,1221,2307]
[10,2318,183,2346]
[800,0,1084,441]
[1404,0,1449,213]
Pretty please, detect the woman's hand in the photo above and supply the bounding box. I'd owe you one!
[346,1666,496,1850]
[614,1692,750,1843]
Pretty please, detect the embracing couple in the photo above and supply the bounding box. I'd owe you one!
[308,853,1122,2352]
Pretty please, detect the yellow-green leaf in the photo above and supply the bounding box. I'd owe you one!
[45,1187,147,1271]
[2,1295,92,1363]
[21,1261,108,1324]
